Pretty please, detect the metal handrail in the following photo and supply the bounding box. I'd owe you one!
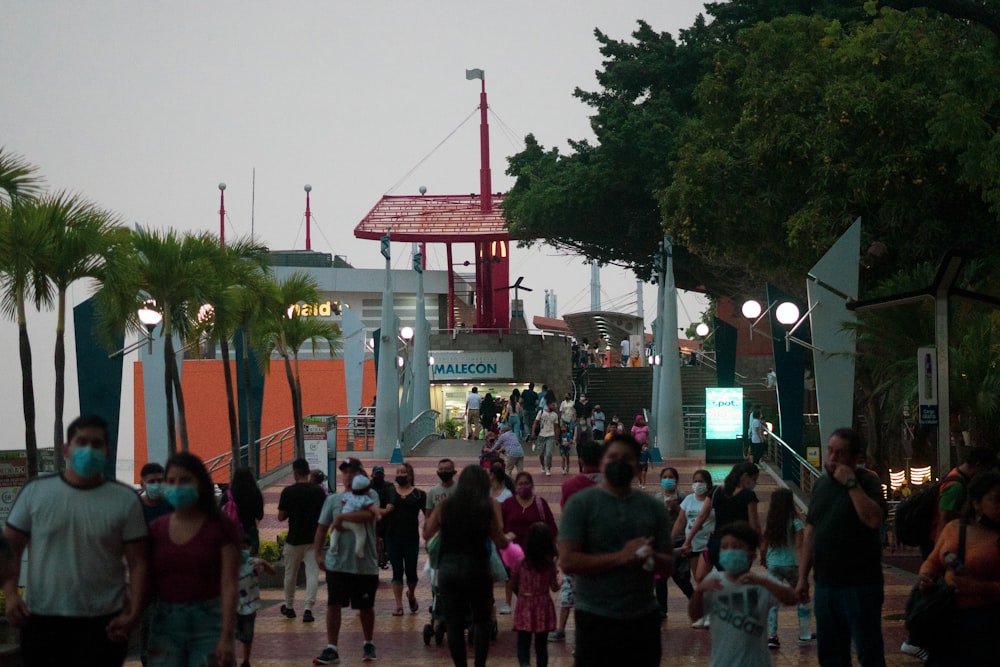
[204,425,296,480]
[765,428,822,479]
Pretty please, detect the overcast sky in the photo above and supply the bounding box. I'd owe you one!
[1,1,710,459]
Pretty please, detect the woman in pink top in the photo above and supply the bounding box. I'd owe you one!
[631,414,650,445]
[148,453,241,667]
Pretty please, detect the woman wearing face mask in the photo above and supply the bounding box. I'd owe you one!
[673,469,715,627]
[382,462,426,616]
[682,462,760,581]
[918,471,1000,666]
[654,467,694,619]
[499,472,558,614]
[147,453,241,667]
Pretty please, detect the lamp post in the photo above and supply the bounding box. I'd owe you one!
[374,229,401,461]
[218,183,226,248]
[399,326,414,433]
[304,184,312,251]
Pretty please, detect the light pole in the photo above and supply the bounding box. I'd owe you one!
[304,184,312,251]
[218,183,226,247]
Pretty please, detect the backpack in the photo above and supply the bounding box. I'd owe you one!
[894,474,962,547]
[223,488,241,524]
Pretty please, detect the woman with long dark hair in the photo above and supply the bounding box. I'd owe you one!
[424,465,510,667]
[919,470,1000,665]
[222,466,265,554]
[383,462,426,616]
[148,453,240,667]
[682,461,760,578]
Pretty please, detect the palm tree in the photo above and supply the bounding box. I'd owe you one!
[192,237,269,470]
[28,192,126,469]
[96,228,218,455]
[0,149,45,477]
[252,272,341,459]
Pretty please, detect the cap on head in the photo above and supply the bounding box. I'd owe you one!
[372,465,385,476]
[338,457,363,472]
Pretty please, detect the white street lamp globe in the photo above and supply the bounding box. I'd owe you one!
[137,306,163,328]
[304,184,312,192]
[776,302,800,326]
[695,323,710,337]
[400,326,414,341]
[397,356,405,368]
[197,303,214,323]
[741,300,762,319]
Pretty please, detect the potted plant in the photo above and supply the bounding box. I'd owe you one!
[440,418,462,439]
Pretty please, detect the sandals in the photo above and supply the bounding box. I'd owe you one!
[392,607,405,616]
[408,593,419,614]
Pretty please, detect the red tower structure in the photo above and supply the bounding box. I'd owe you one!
[354,73,510,331]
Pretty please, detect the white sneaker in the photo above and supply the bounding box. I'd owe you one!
[690,617,704,628]
[900,641,929,661]
[703,616,710,627]
[545,469,551,476]
[498,604,512,615]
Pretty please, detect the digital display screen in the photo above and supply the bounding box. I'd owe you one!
[705,387,744,440]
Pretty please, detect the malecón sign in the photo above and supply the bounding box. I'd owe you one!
[430,351,513,381]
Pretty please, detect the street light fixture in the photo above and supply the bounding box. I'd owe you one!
[111,303,163,358]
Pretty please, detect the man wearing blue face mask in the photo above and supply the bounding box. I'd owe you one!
[558,434,674,666]
[2,414,149,667]
[140,462,173,525]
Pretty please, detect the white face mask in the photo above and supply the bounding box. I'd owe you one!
[692,482,708,496]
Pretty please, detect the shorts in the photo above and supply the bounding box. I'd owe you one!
[326,571,379,610]
[638,462,649,471]
[235,612,256,643]
[559,574,575,608]
[559,444,571,456]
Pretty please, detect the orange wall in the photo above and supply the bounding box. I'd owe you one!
[134,358,376,481]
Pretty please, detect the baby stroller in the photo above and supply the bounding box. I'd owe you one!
[479,444,503,471]
[422,568,499,646]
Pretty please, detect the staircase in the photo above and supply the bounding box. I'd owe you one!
[581,367,653,424]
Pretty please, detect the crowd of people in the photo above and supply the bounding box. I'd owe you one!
[3,411,999,667]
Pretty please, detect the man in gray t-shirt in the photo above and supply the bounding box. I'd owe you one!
[3,414,148,667]
[312,457,380,664]
[425,458,457,510]
[558,434,673,667]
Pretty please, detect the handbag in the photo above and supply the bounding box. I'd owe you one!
[487,540,509,583]
[904,520,966,649]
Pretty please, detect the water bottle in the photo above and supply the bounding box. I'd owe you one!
[797,604,812,640]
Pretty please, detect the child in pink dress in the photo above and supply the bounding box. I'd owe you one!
[512,522,560,667]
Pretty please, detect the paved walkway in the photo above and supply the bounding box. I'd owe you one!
[126,443,926,666]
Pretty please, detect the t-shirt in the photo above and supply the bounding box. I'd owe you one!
[711,487,759,531]
[536,410,559,438]
[559,485,671,619]
[766,518,803,567]
[6,474,148,617]
[559,400,576,424]
[521,389,538,412]
[142,498,173,525]
[806,470,885,587]
[466,392,482,410]
[574,400,593,420]
[384,487,426,541]
[591,410,605,432]
[920,519,1000,609]
[501,495,558,546]
[749,418,764,444]
[631,425,649,445]
[150,514,241,603]
[237,558,264,615]
[561,472,601,507]
[680,494,714,553]
[493,487,513,503]
[278,482,327,545]
[938,467,968,513]
[425,482,456,510]
[319,489,379,574]
[703,571,779,667]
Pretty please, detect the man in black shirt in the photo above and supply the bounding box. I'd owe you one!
[797,428,887,667]
[278,458,327,622]
[521,383,539,440]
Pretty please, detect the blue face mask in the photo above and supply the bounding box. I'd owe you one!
[164,484,199,510]
[240,549,251,562]
[69,445,106,478]
[719,548,751,574]
[145,482,165,501]
[660,478,677,491]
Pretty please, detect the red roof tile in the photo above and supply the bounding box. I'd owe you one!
[354,193,508,242]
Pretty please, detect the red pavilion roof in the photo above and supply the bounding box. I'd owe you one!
[354,193,508,242]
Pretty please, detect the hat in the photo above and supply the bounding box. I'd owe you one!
[338,457,363,472]
[351,475,370,491]
[372,465,385,475]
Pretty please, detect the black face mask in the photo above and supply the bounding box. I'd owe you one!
[395,476,410,487]
[438,471,455,483]
[605,459,635,487]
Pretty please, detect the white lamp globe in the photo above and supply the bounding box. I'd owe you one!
[695,323,710,337]
[400,326,415,341]
[776,302,801,326]
[741,300,762,319]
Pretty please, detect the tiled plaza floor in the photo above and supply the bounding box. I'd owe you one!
[125,444,926,666]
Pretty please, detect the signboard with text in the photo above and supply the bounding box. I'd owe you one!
[918,346,939,425]
[705,387,744,440]
[430,351,514,381]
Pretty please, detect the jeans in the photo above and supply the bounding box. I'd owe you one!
[522,409,537,438]
[574,609,660,667]
[148,598,223,667]
[654,552,694,613]
[437,554,493,667]
[767,565,807,637]
[283,542,320,611]
[537,436,555,470]
[386,535,419,585]
[814,582,886,667]
[507,414,521,437]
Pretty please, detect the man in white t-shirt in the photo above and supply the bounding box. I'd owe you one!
[3,414,149,667]
[535,399,561,475]
[465,387,482,440]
